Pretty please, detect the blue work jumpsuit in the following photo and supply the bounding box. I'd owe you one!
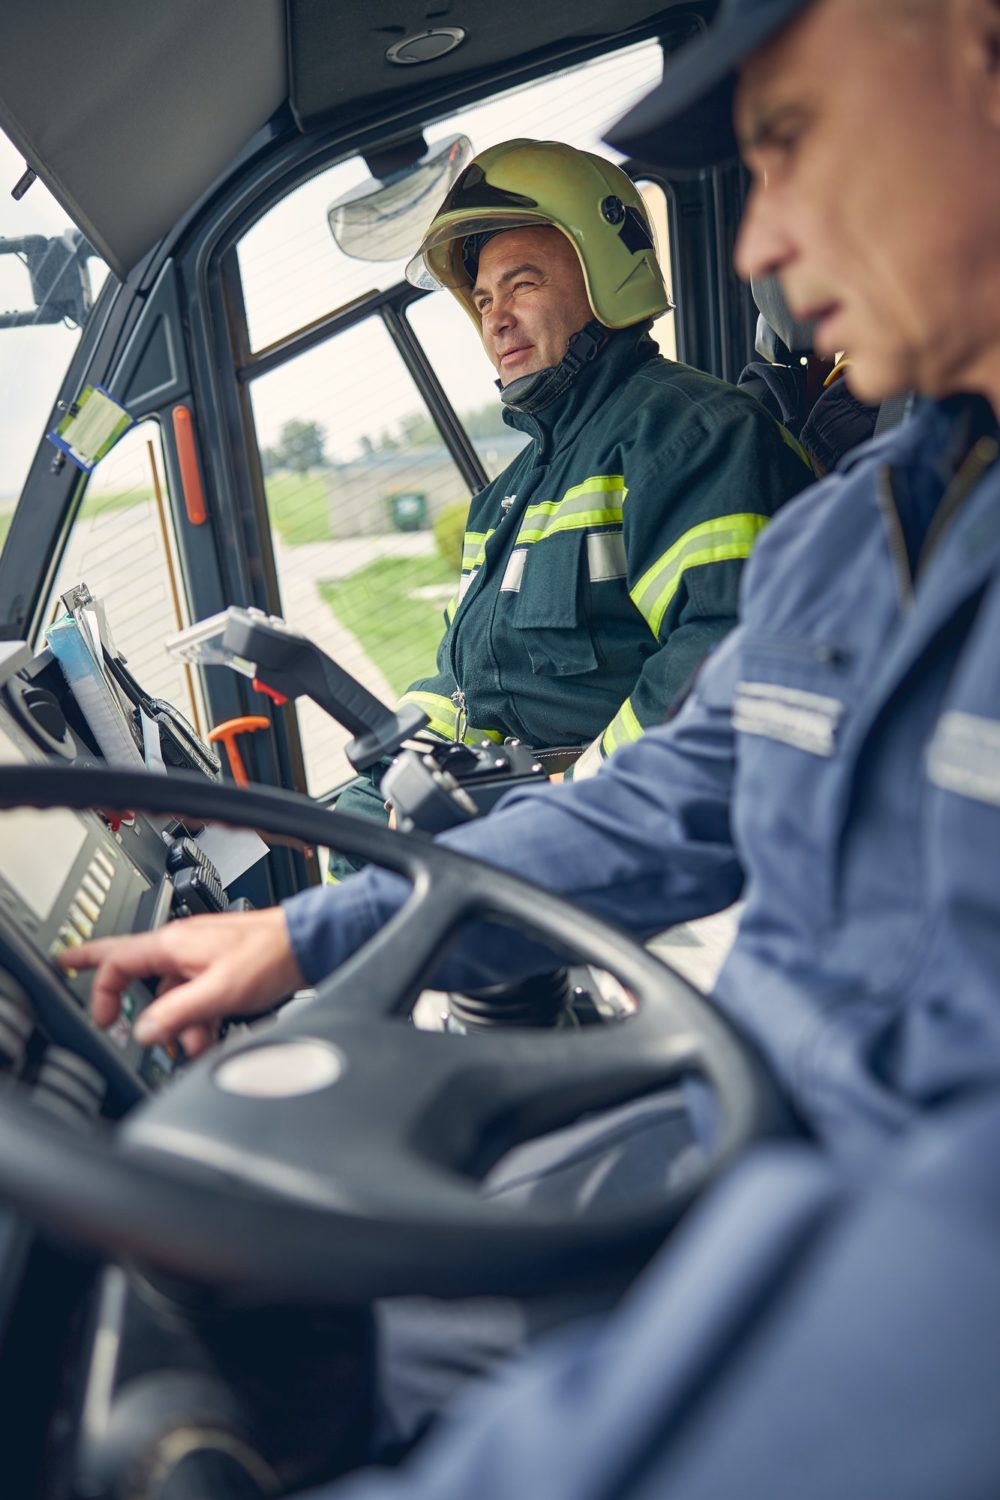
[285,395,1000,1448]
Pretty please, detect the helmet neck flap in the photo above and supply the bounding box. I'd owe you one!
[499,319,607,416]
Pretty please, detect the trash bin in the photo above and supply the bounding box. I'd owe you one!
[387,490,427,532]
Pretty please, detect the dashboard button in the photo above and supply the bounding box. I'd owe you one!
[81,874,106,906]
[75,892,101,924]
[68,903,94,939]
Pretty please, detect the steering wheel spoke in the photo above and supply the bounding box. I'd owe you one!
[312,870,474,1019]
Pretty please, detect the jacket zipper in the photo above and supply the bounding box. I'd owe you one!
[451,688,468,743]
[449,506,512,740]
[875,465,915,612]
[917,434,1000,576]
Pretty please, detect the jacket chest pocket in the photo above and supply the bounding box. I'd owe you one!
[731,634,856,916]
[508,531,600,677]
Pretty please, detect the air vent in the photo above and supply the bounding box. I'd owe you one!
[386,27,466,65]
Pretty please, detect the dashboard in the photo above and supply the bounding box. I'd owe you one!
[0,632,233,1118]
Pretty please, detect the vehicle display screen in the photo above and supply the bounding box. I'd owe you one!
[0,725,88,920]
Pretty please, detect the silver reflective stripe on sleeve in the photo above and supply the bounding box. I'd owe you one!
[500,549,528,593]
[732,681,843,758]
[458,569,479,601]
[927,711,1000,806]
[571,737,606,780]
[587,530,627,582]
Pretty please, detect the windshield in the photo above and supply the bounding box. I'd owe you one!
[0,129,111,562]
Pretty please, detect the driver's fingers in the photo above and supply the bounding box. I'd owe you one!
[178,1022,217,1058]
[131,970,238,1048]
[67,931,179,1027]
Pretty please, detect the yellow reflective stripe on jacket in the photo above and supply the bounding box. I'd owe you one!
[443,593,459,626]
[516,474,627,545]
[631,513,770,639]
[601,696,644,757]
[461,530,494,571]
[398,690,503,745]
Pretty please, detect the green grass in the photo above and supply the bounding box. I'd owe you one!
[317,555,455,696]
[79,486,154,518]
[3,469,332,548]
[265,470,333,545]
[0,471,333,552]
[0,486,151,556]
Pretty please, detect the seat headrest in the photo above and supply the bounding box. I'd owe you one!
[751,276,814,363]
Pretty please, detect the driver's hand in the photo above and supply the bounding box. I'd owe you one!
[62,908,304,1058]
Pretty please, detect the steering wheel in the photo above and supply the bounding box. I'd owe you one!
[0,765,784,1304]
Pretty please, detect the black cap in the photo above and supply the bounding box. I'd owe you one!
[606,0,812,172]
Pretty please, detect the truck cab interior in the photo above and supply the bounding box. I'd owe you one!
[0,3,927,1496]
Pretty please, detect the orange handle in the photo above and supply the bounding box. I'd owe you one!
[207,715,270,788]
[172,404,208,525]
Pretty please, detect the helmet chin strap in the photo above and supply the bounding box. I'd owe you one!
[499,319,607,416]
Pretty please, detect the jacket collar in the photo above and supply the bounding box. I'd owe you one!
[847,396,1000,749]
[501,321,660,462]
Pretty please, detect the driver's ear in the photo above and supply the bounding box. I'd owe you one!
[964,0,1000,127]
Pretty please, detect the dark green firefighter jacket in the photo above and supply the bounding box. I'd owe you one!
[401,322,811,778]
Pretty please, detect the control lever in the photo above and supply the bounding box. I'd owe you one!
[166,608,427,771]
[381,739,550,834]
[207,715,270,788]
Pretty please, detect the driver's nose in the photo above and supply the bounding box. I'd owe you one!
[734,180,796,286]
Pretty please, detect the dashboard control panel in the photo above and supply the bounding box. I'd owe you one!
[0,629,237,1113]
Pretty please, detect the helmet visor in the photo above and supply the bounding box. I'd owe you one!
[405,211,555,289]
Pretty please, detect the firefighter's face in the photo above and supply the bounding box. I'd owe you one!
[734,0,1000,410]
[471,226,594,385]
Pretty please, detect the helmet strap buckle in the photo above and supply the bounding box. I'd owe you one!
[561,319,607,376]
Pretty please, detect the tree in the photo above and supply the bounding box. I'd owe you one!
[372,401,509,453]
[460,402,510,440]
[271,419,328,474]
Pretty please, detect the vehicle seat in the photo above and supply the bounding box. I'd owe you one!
[738,276,882,474]
[738,276,817,436]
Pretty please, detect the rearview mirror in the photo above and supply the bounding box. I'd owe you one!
[327,135,472,263]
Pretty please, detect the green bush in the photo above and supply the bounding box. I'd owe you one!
[433,500,470,572]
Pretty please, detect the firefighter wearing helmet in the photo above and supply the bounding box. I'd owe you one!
[327,139,808,879]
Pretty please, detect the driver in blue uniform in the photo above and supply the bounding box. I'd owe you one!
[67,0,1000,1492]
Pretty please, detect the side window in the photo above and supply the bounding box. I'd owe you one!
[249,319,472,796]
[0,128,111,568]
[637,181,677,362]
[405,295,531,481]
[40,421,206,736]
